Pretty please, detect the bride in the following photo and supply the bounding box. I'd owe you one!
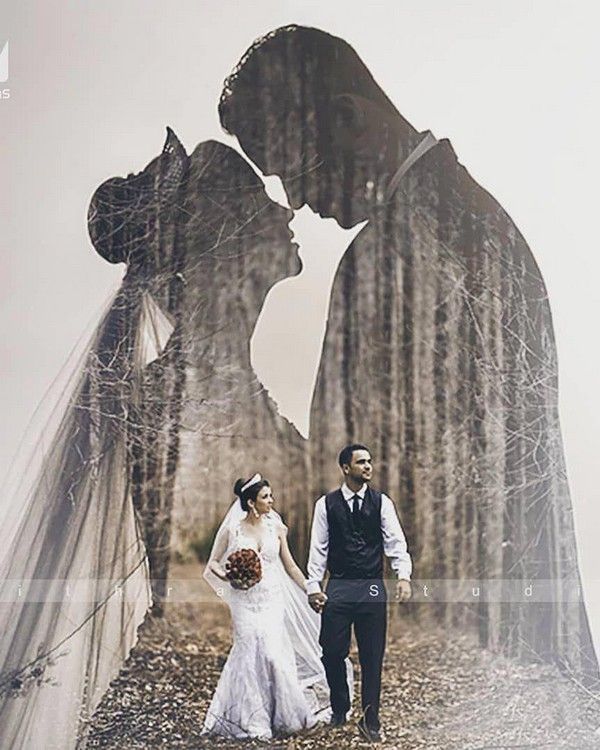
[202,473,351,740]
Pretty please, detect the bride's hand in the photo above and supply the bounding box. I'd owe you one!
[308,592,328,613]
[210,562,229,581]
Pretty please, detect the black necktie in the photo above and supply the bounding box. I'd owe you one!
[352,494,361,527]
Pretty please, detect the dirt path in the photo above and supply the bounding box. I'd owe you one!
[85,567,600,749]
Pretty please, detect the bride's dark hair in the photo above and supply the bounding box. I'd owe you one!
[234,476,270,511]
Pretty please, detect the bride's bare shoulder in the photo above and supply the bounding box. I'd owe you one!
[269,514,288,537]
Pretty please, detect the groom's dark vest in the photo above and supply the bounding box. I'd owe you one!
[325,486,384,580]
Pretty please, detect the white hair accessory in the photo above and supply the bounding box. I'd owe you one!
[240,473,262,494]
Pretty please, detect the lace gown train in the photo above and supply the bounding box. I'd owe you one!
[201,516,319,740]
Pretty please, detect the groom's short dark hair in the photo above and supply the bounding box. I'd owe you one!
[338,443,370,468]
[219,25,398,141]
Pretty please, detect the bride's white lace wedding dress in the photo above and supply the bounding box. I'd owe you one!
[201,514,324,740]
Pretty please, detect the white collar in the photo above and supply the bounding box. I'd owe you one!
[341,482,367,501]
[386,130,439,199]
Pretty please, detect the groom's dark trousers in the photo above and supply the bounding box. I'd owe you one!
[320,577,387,731]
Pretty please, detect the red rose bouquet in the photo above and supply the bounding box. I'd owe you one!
[225,548,262,590]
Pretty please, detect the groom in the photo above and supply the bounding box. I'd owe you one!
[306,444,412,743]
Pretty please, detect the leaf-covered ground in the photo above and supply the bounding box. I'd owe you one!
[85,568,600,749]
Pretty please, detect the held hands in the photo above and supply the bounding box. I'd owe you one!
[395,578,412,603]
[308,591,328,614]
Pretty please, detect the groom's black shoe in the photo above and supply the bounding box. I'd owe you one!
[357,718,382,743]
[329,712,347,727]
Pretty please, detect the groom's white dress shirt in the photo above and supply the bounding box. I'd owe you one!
[306,482,412,595]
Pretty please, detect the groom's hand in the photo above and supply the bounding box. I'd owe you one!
[308,592,328,613]
[395,579,412,603]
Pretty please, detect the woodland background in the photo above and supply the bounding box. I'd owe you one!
[1,5,600,745]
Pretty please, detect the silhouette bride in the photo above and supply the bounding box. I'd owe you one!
[0,130,324,748]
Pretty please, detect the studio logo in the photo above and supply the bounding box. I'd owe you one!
[1,40,10,99]
[0,40,8,81]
